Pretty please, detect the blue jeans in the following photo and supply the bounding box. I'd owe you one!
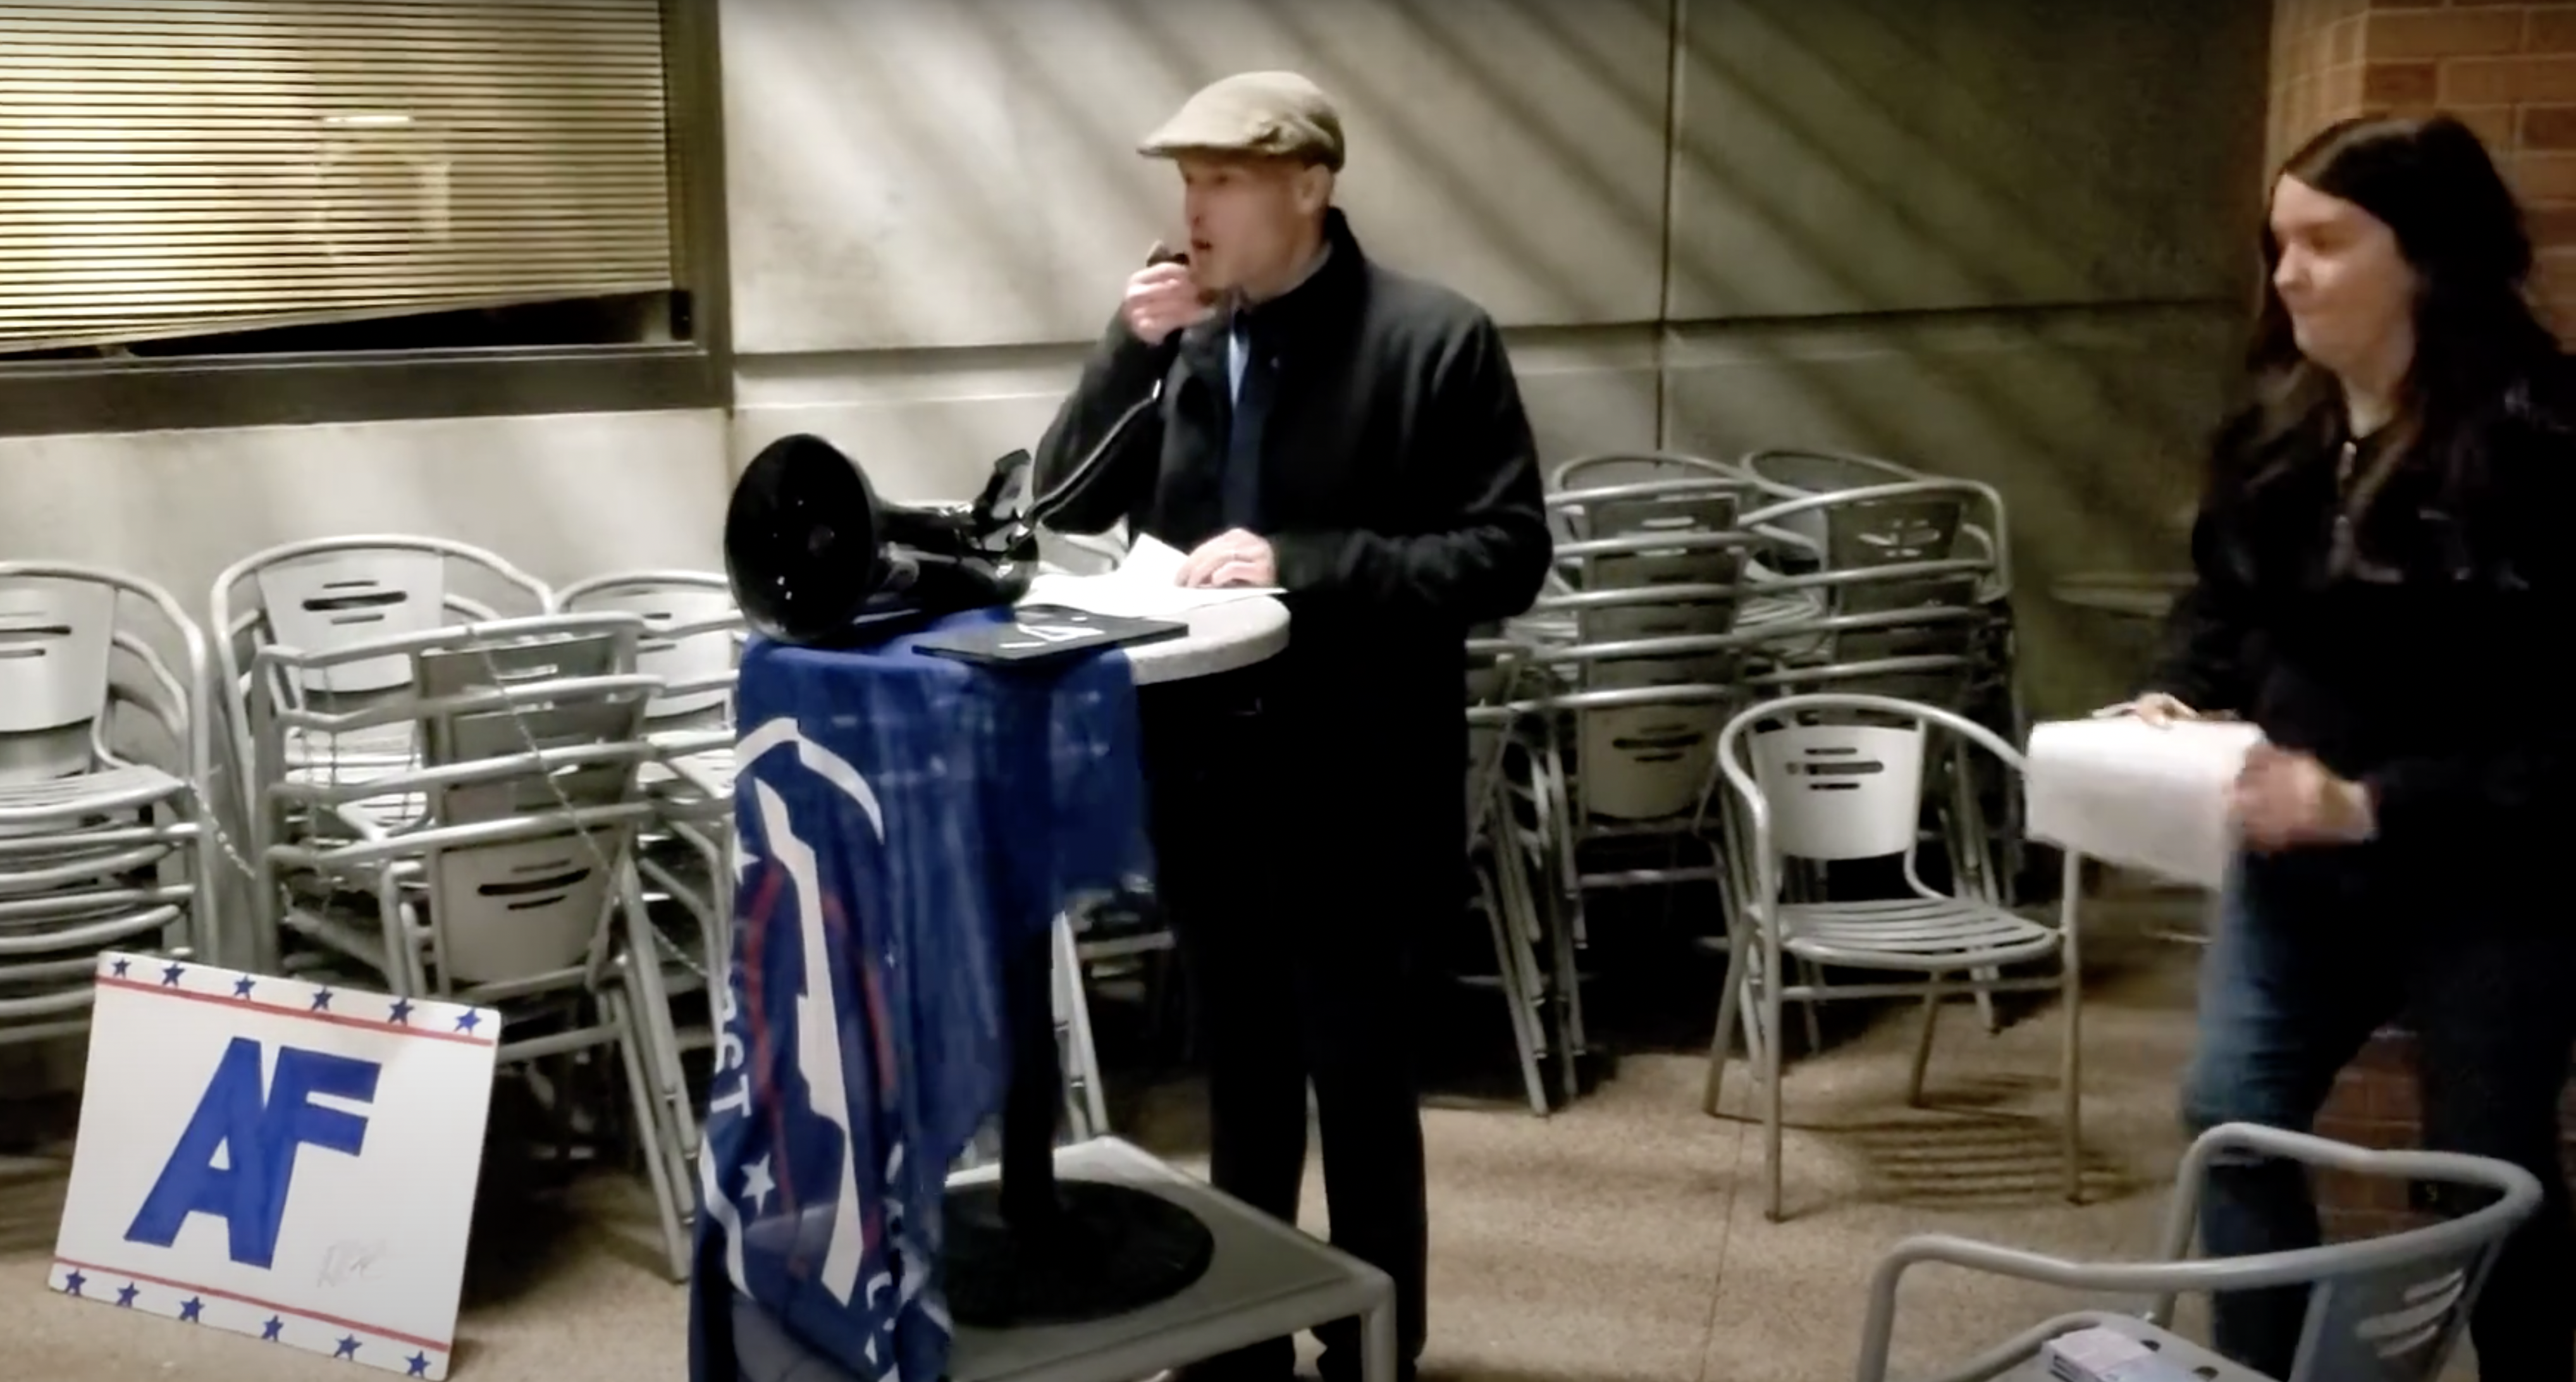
[2181,854,2576,1381]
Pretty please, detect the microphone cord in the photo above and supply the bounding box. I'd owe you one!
[1024,376,1166,530]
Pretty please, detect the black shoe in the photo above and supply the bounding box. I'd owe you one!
[1169,1365,1293,1382]
[1317,1359,1417,1382]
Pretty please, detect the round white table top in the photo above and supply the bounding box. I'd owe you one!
[1121,595,1290,686]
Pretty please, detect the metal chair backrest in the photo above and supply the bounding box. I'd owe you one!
[1550,476,1748,544]
[0,562,219,1027]
[245,613,644,943]
[254,615,655,990]
[1539,581,1746,677]
[558,571,743,724]
[1742,479,2012,603]
[1589,542,1745,593]
[1854,1125,2542,1382]
[1737,712,1927,863]
[211,536,553,794]
[1551,450,1746,493]
[1551,454,1749,551]
[1529,627,1752,825]
[1737,447,1923,502]
[1716,694,2022,870]
[1742,605,1988,710]
[0,564,211,808]
[412,631,653,987]
[1550,534,1753,646]
[2158,1125,2539,1382]
[0,574,116,782]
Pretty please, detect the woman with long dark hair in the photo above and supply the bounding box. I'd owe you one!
[2133,112,2576,1378]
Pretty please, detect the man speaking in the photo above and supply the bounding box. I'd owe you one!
[1033,70,1550,1382]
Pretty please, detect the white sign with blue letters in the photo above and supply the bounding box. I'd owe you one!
[49,952,501,1379]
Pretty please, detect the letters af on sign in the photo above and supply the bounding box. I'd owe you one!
[50,953,501,1379]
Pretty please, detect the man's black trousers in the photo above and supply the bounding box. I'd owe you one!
[1138,662,1436,1382]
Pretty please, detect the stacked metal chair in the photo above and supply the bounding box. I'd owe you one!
[207,536,553,971]
[1737,452,2030,889]
[211,539,698,1281]
[558,572,743,999]
[243,610,696,1280]
[1496,459,1773,1087]
[1464,636,1566,1114]
[0,563,221,1045]
[1460,444,2073,1181]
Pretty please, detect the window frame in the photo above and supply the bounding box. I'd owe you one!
[0,0,732,438]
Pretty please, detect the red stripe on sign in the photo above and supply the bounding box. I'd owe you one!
[52,1256,448,1352]
[94,975,495,1047]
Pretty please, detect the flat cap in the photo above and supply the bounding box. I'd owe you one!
[1137,70,1345,172]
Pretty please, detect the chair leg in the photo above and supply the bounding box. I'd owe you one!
[1703,945,1747,1118]
[1763,949,1788,1223]
[620,867,701,1180]
[1544,854,1587,1106]
[1944,741,2006,1037]
[1053,918,1110,1138]
[1481,857,1552,1118]
[1906,987,1942,1106]
[1797,958,1826,1053]
[2059,850,2086,1204]
[607,987,694,1282]
[2061,956,2085,1205]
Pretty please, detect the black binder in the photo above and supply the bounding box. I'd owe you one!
[910,606,1188,670]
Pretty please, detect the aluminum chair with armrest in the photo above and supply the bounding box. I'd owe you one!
[1702,693,2082,1223]
[1853,1123,2543,1382]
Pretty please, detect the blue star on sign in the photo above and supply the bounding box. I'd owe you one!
[335,1335,362,1359]
[311,987,335,1012]
[178,1296,203,1323]
[407,1352,432,1376]
[453,1010,482,1035]
[388,998,414,1025]
[232,975,256,999]
[160,963,185,987]
[60,1270,83,1297]
[261,1316,284,1341]
[110,958,130,978]
[116,1283,137,1307]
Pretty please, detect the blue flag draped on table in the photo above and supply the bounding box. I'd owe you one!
[687,612,1152,1382]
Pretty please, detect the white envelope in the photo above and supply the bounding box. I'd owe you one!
[2024,716,2265,889]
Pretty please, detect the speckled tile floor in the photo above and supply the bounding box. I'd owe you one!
[0,917,2467,1382]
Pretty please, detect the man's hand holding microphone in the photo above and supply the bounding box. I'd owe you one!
[1120,244,1278,589]
[1124,244,1214,347]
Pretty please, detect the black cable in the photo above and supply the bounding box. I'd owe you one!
[1025,378,1166,529]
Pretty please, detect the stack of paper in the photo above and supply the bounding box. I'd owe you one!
[2025,716,2265,889]
[1020,534,1283,620]
[2042,1326,2202,1381]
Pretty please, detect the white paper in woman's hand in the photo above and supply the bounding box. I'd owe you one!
[2026,717,2267,888]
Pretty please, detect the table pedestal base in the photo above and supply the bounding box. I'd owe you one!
[944,1180,1216,1328]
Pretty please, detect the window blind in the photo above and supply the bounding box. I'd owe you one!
[0,0,675,354]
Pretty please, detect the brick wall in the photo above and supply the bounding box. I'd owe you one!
[2310,1027,2433,1241]
[2268,0,2576,328]
[2310,1025,2576,1241]
[2270,0,2370,168]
